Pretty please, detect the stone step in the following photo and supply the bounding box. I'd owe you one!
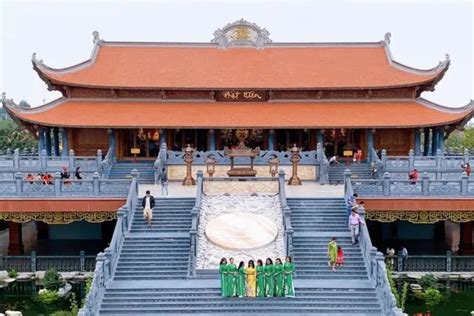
[100,301,381,308]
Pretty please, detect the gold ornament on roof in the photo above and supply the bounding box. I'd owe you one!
[230,27,251,40]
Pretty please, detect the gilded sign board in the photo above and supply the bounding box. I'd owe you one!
[217,90,268,102]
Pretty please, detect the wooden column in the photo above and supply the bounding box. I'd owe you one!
[8,222,24,255]
[309,129,317,150]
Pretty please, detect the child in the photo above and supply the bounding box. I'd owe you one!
[336,246,344,267]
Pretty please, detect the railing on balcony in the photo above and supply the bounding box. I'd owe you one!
[0,172,131,197]
[78,170,139,316]
[344,169,404,316]
[385,253,474,272]
[0,251,96,272]
[0,149,102,174]
[352,171,473,196]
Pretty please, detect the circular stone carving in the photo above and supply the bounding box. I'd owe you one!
[205,213,278,250]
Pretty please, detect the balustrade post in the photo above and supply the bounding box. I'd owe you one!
[463,148,469,164]
[96,149,103,170]
[131,169,139,193]
[408,149,414,168]
[40,149,47,171]
[435,149,443,179]
[461,172,468,196]
[13,148,20,170]
[375,252,385,285]
[369,247,378,281]
[117,208,127,232]
[104,247,112,282]
[80,250,85,272]
[31,251,37,272]
[95,252,106,286]
[421,172,430,196]
[415,128,422,156]
[14,172,23,194]
[446,250,452,272]
[381,149,387,168]
[54,172,61,195]
[93,172,100,195]
[68,149,75,170]
[382,172,390,196]
[343,169,352,195]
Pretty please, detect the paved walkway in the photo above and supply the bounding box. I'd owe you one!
[139,181,344,198]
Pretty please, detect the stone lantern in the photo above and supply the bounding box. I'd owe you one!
[205,155,217,178]
[268,155,280,178]
[288,144,302,185]
[182,144,195,186]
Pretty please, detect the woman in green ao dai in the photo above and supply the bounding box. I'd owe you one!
[283,256,295,297]
[264,258,275,297]
[256,259,265,297]
[236,261,246,298]
[273,258,284,297]
[226,257,238,297]
[219,257,228,297]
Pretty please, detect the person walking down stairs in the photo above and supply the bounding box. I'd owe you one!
[349,207,365,245]
[141,190,155,227]
[327,237,338,271]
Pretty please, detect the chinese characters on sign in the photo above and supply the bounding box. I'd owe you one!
[219,90,267,101]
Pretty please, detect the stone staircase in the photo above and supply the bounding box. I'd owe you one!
[108,161,155,183]
[328,162,371,184]
[110,198,194,282]
[96,196,384,315]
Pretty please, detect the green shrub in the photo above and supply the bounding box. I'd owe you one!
[37,289,59,304]
[43,268,62,291]
[421,287,443,312]
[49,311,74,316]
[419,274,438,289]
[7,268,18,278]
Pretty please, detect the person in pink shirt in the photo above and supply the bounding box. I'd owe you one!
[348,208,365,245]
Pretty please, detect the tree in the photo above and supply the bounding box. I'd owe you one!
[0,120,37,151]
[446,127,474,152]
[19,100,32,108]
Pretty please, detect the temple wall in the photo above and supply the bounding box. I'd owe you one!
[167,165,317,180]
[375,129,413,155]
[71,128,108,156]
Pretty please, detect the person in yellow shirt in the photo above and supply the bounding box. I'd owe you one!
[245,260,257,297]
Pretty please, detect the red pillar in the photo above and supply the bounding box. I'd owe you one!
[8,222,24,255]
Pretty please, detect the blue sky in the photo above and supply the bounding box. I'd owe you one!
[1,0,472,107]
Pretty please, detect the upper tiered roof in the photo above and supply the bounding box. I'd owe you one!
[32,20,449,91]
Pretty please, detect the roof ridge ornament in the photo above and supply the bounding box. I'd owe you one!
[211,19,272,49]
[384,32,391,45]
[437,53,450,70]
[31,52,43,66]
[92,31,103,45]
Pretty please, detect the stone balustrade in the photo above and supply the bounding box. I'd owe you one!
[79,170,139,316]
[0,149,102,174]
[344,171,404,316]
[351,171,473,196]
[0,171,131,197]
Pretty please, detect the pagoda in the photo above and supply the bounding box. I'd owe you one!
[4,19,472,159]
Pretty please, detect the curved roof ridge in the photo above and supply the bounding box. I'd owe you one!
[416,98,474,113]
[3,96,67,114]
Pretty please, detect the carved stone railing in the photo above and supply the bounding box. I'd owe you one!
[278,170,293,258]
[344,170,404,316]
[187,170,203,278]
[0,172,131,197]
[385,252,474,272]
[0,251,95,272]
[166,149,318,165]
[78,170,139,316]
[352,171,473,196]
[0,149,101,176]
[382,149,472,180]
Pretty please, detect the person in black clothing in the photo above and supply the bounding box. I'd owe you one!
[60,167,71,185]
[75,166,83,180]
[141,190,155,227]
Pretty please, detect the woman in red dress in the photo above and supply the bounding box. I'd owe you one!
[336,246,344,267]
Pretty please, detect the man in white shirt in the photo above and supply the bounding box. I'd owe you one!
[348,207,364,245]
[141,190,155,227]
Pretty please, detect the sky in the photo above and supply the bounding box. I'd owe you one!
[0,0,473,107]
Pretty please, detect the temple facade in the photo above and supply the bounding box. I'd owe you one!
[4,20,472,159]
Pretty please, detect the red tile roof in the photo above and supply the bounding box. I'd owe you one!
[34,43,447,89]
[7,98,472,129]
